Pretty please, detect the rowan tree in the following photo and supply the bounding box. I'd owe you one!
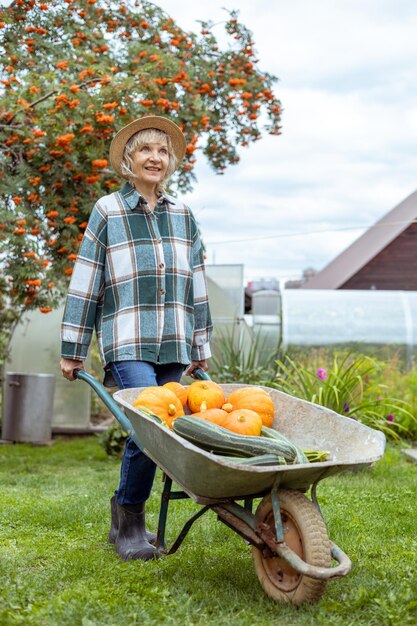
[0,0,282,348]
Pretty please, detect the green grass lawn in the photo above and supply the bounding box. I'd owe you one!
[0,438,416,626]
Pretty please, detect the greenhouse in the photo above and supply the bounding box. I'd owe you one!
[280,288,417,367]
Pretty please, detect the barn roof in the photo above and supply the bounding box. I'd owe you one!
[304,189,417,289]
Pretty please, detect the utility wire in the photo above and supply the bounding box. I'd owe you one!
[206,220,417,246]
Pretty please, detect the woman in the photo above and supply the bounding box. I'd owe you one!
[60,116,212,561]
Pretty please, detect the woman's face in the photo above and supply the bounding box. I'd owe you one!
[131,140,169,188]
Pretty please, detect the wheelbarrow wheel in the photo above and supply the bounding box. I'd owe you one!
[252,489,331,605]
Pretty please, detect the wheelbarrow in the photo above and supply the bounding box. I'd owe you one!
[76,369,386,605]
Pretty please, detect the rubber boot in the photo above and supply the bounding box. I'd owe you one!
[112,499,161,561]
[108,496,157,546]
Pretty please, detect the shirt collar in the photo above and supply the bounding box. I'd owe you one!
[119,181,175,211]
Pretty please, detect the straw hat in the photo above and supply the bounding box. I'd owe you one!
[109,115,187,176]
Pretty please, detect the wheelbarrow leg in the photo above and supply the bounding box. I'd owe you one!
[244,498,253,513]
[156,472,211,554]
[156,473,173,550]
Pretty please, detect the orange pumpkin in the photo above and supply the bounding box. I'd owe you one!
[222,409,263,436]
[192,408,229,427]
[187,380,225,413]
[223,387,275,427]
[133,386,184,428]
[163,381,188,406]
[192,407,262,435]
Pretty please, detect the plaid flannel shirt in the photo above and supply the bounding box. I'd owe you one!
[61,182,212,366]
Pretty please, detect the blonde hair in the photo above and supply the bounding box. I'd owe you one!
[120,128,178,194]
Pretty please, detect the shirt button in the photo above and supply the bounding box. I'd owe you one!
[159,262,165,269]
[160,289,165,295]
[157,238,162,244]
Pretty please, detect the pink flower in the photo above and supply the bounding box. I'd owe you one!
[387,414,394,422]
[317,368,327,381]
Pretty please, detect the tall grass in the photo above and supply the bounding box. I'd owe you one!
[210,325,279,384]
[270,352,416,439]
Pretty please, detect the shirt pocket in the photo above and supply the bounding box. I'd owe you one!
[169,239,192,275]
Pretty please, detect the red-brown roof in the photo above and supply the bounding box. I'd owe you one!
[304,189,417,289]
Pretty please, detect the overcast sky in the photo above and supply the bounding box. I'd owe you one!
[154,0,417,284]
[3,0,417,284]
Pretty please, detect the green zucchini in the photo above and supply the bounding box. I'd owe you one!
[173,415,300,463]
[213,453,287,466]
[261,426,309,464]
[261,425,289,440]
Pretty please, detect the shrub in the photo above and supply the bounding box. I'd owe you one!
[98,423,127,458]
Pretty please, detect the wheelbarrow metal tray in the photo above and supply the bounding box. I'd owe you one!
[114,384,385,504]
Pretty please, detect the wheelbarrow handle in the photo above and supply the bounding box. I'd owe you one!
[193,368,212,381]
[73,369,143,450]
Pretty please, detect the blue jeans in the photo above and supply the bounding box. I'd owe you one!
[109,360,185,505]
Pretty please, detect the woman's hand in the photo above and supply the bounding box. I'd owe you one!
[185,360,209,378]
[60,357,84,381]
